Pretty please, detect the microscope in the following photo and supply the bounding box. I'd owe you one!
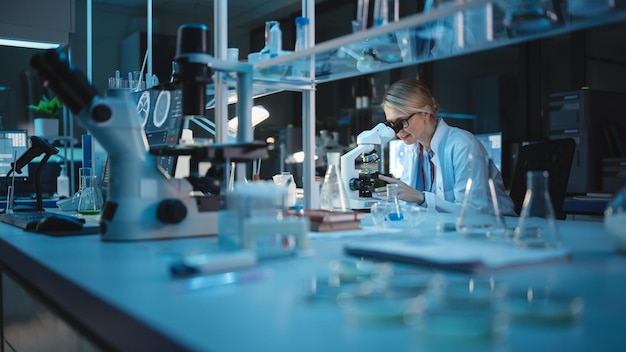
[29,24,270,240]
[340,122,396,210]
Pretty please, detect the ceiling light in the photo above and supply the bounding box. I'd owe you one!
[0,39,61,50]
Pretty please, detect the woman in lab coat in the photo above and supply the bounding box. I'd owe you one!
[377,78,516,216]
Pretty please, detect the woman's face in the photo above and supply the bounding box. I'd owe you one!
[383,106,432,145]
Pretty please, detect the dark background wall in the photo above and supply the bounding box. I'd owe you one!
[1,1,626,189]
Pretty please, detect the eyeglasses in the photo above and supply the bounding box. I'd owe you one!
[384,111,431,134]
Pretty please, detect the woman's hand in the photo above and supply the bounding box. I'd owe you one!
[376,174,425,204]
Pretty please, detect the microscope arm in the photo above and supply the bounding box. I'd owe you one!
[340,143,374,195]
[339,123,396,207]
[356,122,396,145]
[340,122,396,188]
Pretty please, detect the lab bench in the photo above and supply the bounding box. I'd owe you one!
[0,214,625,351]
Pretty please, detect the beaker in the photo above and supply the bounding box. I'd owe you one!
[385,183,403,219]
[259,21,281,57]
[320,152,352,212]
[371,184,402,226]
[456,154,506,239]
[370,183,427,228]
[514,170,561,249]
[272,172,297,208]
[77,172,104,215]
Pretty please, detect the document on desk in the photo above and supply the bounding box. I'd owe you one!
[308,226,401,239]
[344,238,571,273]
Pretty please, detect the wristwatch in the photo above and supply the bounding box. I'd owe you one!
[418,191,427,207]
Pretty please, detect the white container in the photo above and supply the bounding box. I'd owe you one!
[34,118,58,137]
[273,172,297,208]
[218,181,308,259]
[56,164,70,198]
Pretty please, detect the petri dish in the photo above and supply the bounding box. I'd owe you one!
[436,277,506,308]
[338,280,423,323]
[506,287,584,324]
[383,270,435,295]
[307,275,360,302]
[406,275,509,339]
[328,258,392,282]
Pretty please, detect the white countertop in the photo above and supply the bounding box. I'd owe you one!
[0,214,625,351]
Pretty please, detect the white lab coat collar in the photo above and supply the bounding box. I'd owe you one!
[401,118,447,198]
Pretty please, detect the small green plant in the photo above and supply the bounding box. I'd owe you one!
[28,95,62,118]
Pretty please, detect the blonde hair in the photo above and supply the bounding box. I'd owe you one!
[381,78,439,116]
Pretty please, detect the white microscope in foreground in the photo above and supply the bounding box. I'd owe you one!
[340,122,396,210]
[29,24,270,241]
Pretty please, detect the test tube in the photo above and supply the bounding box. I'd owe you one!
[5,185,14,214]
[115,70,121,88]
[5,151,17,214]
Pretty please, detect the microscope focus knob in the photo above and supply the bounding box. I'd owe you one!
[157,199,187,224]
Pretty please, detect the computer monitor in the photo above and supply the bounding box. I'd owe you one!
[132,88,184,176]
[0,130,32,198]
[475,132,503,171]
[388,138,407,178]
[0,130,30,180]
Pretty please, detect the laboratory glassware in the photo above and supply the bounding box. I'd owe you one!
[513,170,561,249]
[456,154,507,239]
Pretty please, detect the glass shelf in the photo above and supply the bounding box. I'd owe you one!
[251,0,626,85]
[205,76,315,109]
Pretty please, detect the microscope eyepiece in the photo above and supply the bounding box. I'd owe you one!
[29,48,98,115]
[174,23,213,117]
[176,24,211,56]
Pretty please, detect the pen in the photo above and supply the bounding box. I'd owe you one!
[170,250,257,278]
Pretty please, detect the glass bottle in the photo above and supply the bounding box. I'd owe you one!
[456,154,506,239]
[259,21,281,57]
[292,16,310,77]
[373,0,399,27]
[320,152,351,212]
[513,170,561,249]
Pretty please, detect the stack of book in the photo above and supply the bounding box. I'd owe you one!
[290,209,365,232]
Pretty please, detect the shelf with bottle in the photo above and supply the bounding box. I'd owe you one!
[251,0,626,85]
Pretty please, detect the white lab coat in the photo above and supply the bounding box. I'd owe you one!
[401,119,516,216]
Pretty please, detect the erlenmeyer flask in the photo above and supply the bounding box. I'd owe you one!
[77,172,104,215]
[456,154,506,239]
[514,170,561,249]
[320,152,352,211]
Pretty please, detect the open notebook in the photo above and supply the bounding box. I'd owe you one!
[344,238,571,273]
